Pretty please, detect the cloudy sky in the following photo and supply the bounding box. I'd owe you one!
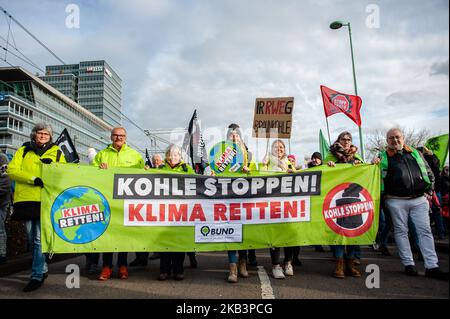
[1,0,448,163]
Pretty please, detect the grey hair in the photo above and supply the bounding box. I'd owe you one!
[152,153,163,161]
[165,144,181,158]
[386,128,403,139]
[30,123,53,143]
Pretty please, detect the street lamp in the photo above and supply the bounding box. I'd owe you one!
[329,20,365,160]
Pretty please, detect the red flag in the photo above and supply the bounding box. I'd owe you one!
[320,85,362,127]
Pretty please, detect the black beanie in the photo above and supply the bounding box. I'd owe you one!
[311,152,322,161]
[227,123,243,140]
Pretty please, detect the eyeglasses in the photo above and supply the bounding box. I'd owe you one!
[112,134,126,138]
[36,132,50,136]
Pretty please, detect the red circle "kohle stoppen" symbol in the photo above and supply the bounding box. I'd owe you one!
[322,183,374,237]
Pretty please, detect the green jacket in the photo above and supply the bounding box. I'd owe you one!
[92,144,144,168]
[160,160,195,174]
[8,144,66,203]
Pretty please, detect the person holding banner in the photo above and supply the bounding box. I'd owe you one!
[93,127,145,281]
[325,131,363,278]
[130,153,166,267]
[373,128,448,280]
[7,123,66,292]
[223,124,257,282]
[260,139,296,279]
[158,144,194,281]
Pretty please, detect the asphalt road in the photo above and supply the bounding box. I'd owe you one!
[0,245,448,300]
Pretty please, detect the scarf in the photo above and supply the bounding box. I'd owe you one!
[22,141,56,157]
[329,142,358,164]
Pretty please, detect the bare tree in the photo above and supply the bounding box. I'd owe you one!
[365,127,432,159]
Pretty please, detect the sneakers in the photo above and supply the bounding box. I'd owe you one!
[425,267,449,281]
[23,279,43,292]
[404,265,419,276]
[118,266,128,279]
[98,267,113,281]
[284,262,294,276]
[272,264,285,279]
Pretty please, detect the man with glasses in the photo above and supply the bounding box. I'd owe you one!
[373,128,448,280]
[88,127,145,281]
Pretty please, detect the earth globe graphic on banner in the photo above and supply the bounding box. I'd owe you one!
[51,186,111,244]
[209,141,245,174]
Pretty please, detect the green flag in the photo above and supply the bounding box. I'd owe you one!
[320,129,329,159]
[425,134,449,169]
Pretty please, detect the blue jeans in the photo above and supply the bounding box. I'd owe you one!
[386,197,439,269]
[0,203,7,257]
[227,250,247,264]
[379,208,392,246]
[334,245,356,259]
[25,220,48,281]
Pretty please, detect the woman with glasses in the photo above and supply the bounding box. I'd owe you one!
[325,131,364,279]
[7,123,66,292]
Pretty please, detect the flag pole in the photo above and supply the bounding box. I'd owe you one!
[325,117,332,145]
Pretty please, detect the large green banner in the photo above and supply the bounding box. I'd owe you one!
[41,163,380,253]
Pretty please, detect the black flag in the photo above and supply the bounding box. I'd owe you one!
[55,128,80,163]
[182,110,207,174]
[145,148,153,168]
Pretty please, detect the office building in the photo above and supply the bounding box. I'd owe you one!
[40,60,122,127]
[0,66,113,161]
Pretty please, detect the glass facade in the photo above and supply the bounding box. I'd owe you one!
[1,67,113,162]
[41,60,122,127]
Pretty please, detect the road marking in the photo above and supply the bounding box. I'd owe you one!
[257,266,275,299]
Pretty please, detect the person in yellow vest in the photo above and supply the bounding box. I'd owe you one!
[93,127,145,281]
[372,128,448,280]
[223,124,257,283]
[7,123,66,292]
[260,139,296,279]
[158,144,194,281]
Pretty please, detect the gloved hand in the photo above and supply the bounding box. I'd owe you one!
[40,158,53,164]
[34,177,44,188]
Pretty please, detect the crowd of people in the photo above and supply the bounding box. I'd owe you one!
[0,123,448,292]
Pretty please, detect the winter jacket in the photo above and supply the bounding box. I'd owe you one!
[380,146,434,198]
[160,160,195,174]
[92,144,144,168]
[7,143,66,203]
